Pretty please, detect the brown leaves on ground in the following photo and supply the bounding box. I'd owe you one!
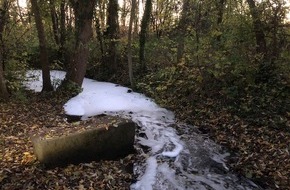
[139,68,290,189]
[215,116,288,189]
[0,92,135,190]
[179,99,290,190]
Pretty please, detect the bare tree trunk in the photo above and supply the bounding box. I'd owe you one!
[216,0,225,42]
[246,0,272,83]
[246,0,267,55]
[63,0,95,87]
[121,0,127,28]
[95,15,105,58]
[0,60,8,100]
[176,0,189,63]
[139,0,152,72]
[31,0,53,92]
[59,0,66,66]
[268,2,284,63]
[0,0,9,100]
[103,0,119,77]
[127,0,137,86]
[133,0,139,37]
[49,0,60,45]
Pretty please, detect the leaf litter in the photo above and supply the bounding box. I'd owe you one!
[0,91,136,190]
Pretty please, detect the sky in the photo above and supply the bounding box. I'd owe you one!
[19,0,27,8]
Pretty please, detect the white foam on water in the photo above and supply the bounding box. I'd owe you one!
[24,70,261,190]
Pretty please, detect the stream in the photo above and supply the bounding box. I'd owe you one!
[24,70,262,190]
[110,109,262,190]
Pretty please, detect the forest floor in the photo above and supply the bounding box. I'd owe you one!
[0,92,136,190]
[135,73,290,190]
[0,80,289,190]
[180,97,290,190]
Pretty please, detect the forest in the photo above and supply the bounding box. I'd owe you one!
[0,0,290,189]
